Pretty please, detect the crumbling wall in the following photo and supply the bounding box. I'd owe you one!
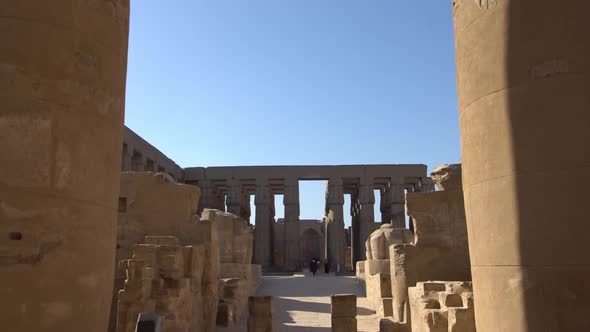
[408,281,475,332]
[116,236,219,332]
[389,164,471,324]
[112,172,223,332]
[202,209,262,327]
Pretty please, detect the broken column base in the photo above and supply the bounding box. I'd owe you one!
[248,296,273,332]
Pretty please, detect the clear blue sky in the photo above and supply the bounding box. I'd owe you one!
[124,1,460,225]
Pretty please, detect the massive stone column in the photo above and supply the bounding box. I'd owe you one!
[453,1,590,331]
[198,179,215,215]
[380,180,405,227]
[358,179,376,261]
[254,178,273,268]
[283,178,301,271]
[0,2,130,332]
[241,191,251,223]
[388,180,405,228]
[226,178,242,217]
[349,193,360,266]
[325,178,346,272]
[380,187,391,224]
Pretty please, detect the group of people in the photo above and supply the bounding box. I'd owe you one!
[308,258,330,276]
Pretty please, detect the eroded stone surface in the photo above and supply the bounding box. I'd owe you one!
[430,165,462,191]
[408,281,475,332]
[0,2,129,332]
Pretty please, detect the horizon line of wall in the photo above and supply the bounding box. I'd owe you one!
[121,126,429,183]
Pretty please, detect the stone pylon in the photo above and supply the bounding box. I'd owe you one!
[453,0,590,331]
[0,1,130,332]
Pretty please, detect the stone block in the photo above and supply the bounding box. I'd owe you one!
[379,318,409,332]
[423,310,448,332]
[448,307,475,332]
[331,294,357,318]
[431,164,462,191]
[331,317,357,332]
[366,224,413,260]
[356,261,365,281]
[378,298,393,317]
[365,259,390,276]
[216,301,234,327]
[408,282,475,332]
[156,245,185,279]
[249,296,273,317]
[247,318,273,332]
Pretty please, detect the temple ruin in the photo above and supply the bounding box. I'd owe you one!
[2,0,589,331]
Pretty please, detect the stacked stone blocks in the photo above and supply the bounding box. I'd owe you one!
[248,296,273,332]
[116,236,215,332]
[408,281,475,332]
[331,294,357,332]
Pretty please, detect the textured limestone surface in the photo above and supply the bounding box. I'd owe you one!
[0,1,129,332]
[453,1,590,331]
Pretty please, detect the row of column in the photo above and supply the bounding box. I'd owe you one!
[327,177,406,271]
[198,176,411,273]
[379,179,406,228]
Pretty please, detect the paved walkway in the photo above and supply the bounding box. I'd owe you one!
[217,273,380,332]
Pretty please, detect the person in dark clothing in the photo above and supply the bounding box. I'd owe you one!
[309,259,318,276]
[324,259,330,274]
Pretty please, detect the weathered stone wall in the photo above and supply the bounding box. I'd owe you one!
[389,165,471,325]
[0,2,129,331]
[202,209,262,327]
[111,172,223,332]
[408,281,475,332]
[116,236,219,332]
[122,126,184,181]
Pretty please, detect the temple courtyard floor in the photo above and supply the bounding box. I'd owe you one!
[218,273,381,332]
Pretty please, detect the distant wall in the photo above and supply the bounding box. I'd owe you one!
[121,126,184,181]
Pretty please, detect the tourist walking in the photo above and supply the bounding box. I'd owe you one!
[309,258,318,276]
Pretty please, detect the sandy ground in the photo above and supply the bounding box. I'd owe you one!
[217,273,380,332]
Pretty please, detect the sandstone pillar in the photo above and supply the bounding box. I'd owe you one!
[283,178,300,271]
[326,178,346,272]
[0,2,130,331]
[331,294,357,332]
[350,193,360,266]
[380,187,391,224]
[254,178,273,268]
[358,179,376,261]
[226,178,242,217]
[248,296,273,332]
[453,1,590,331]
[241,191,251,223]
[198,179,215,215]
[388,180,405,228]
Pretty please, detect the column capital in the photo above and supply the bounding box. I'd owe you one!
[359,183,375,205]
[283,178,299,206]
[226,178,242,205]
[255,178,271,206]
[327,178,344,205]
